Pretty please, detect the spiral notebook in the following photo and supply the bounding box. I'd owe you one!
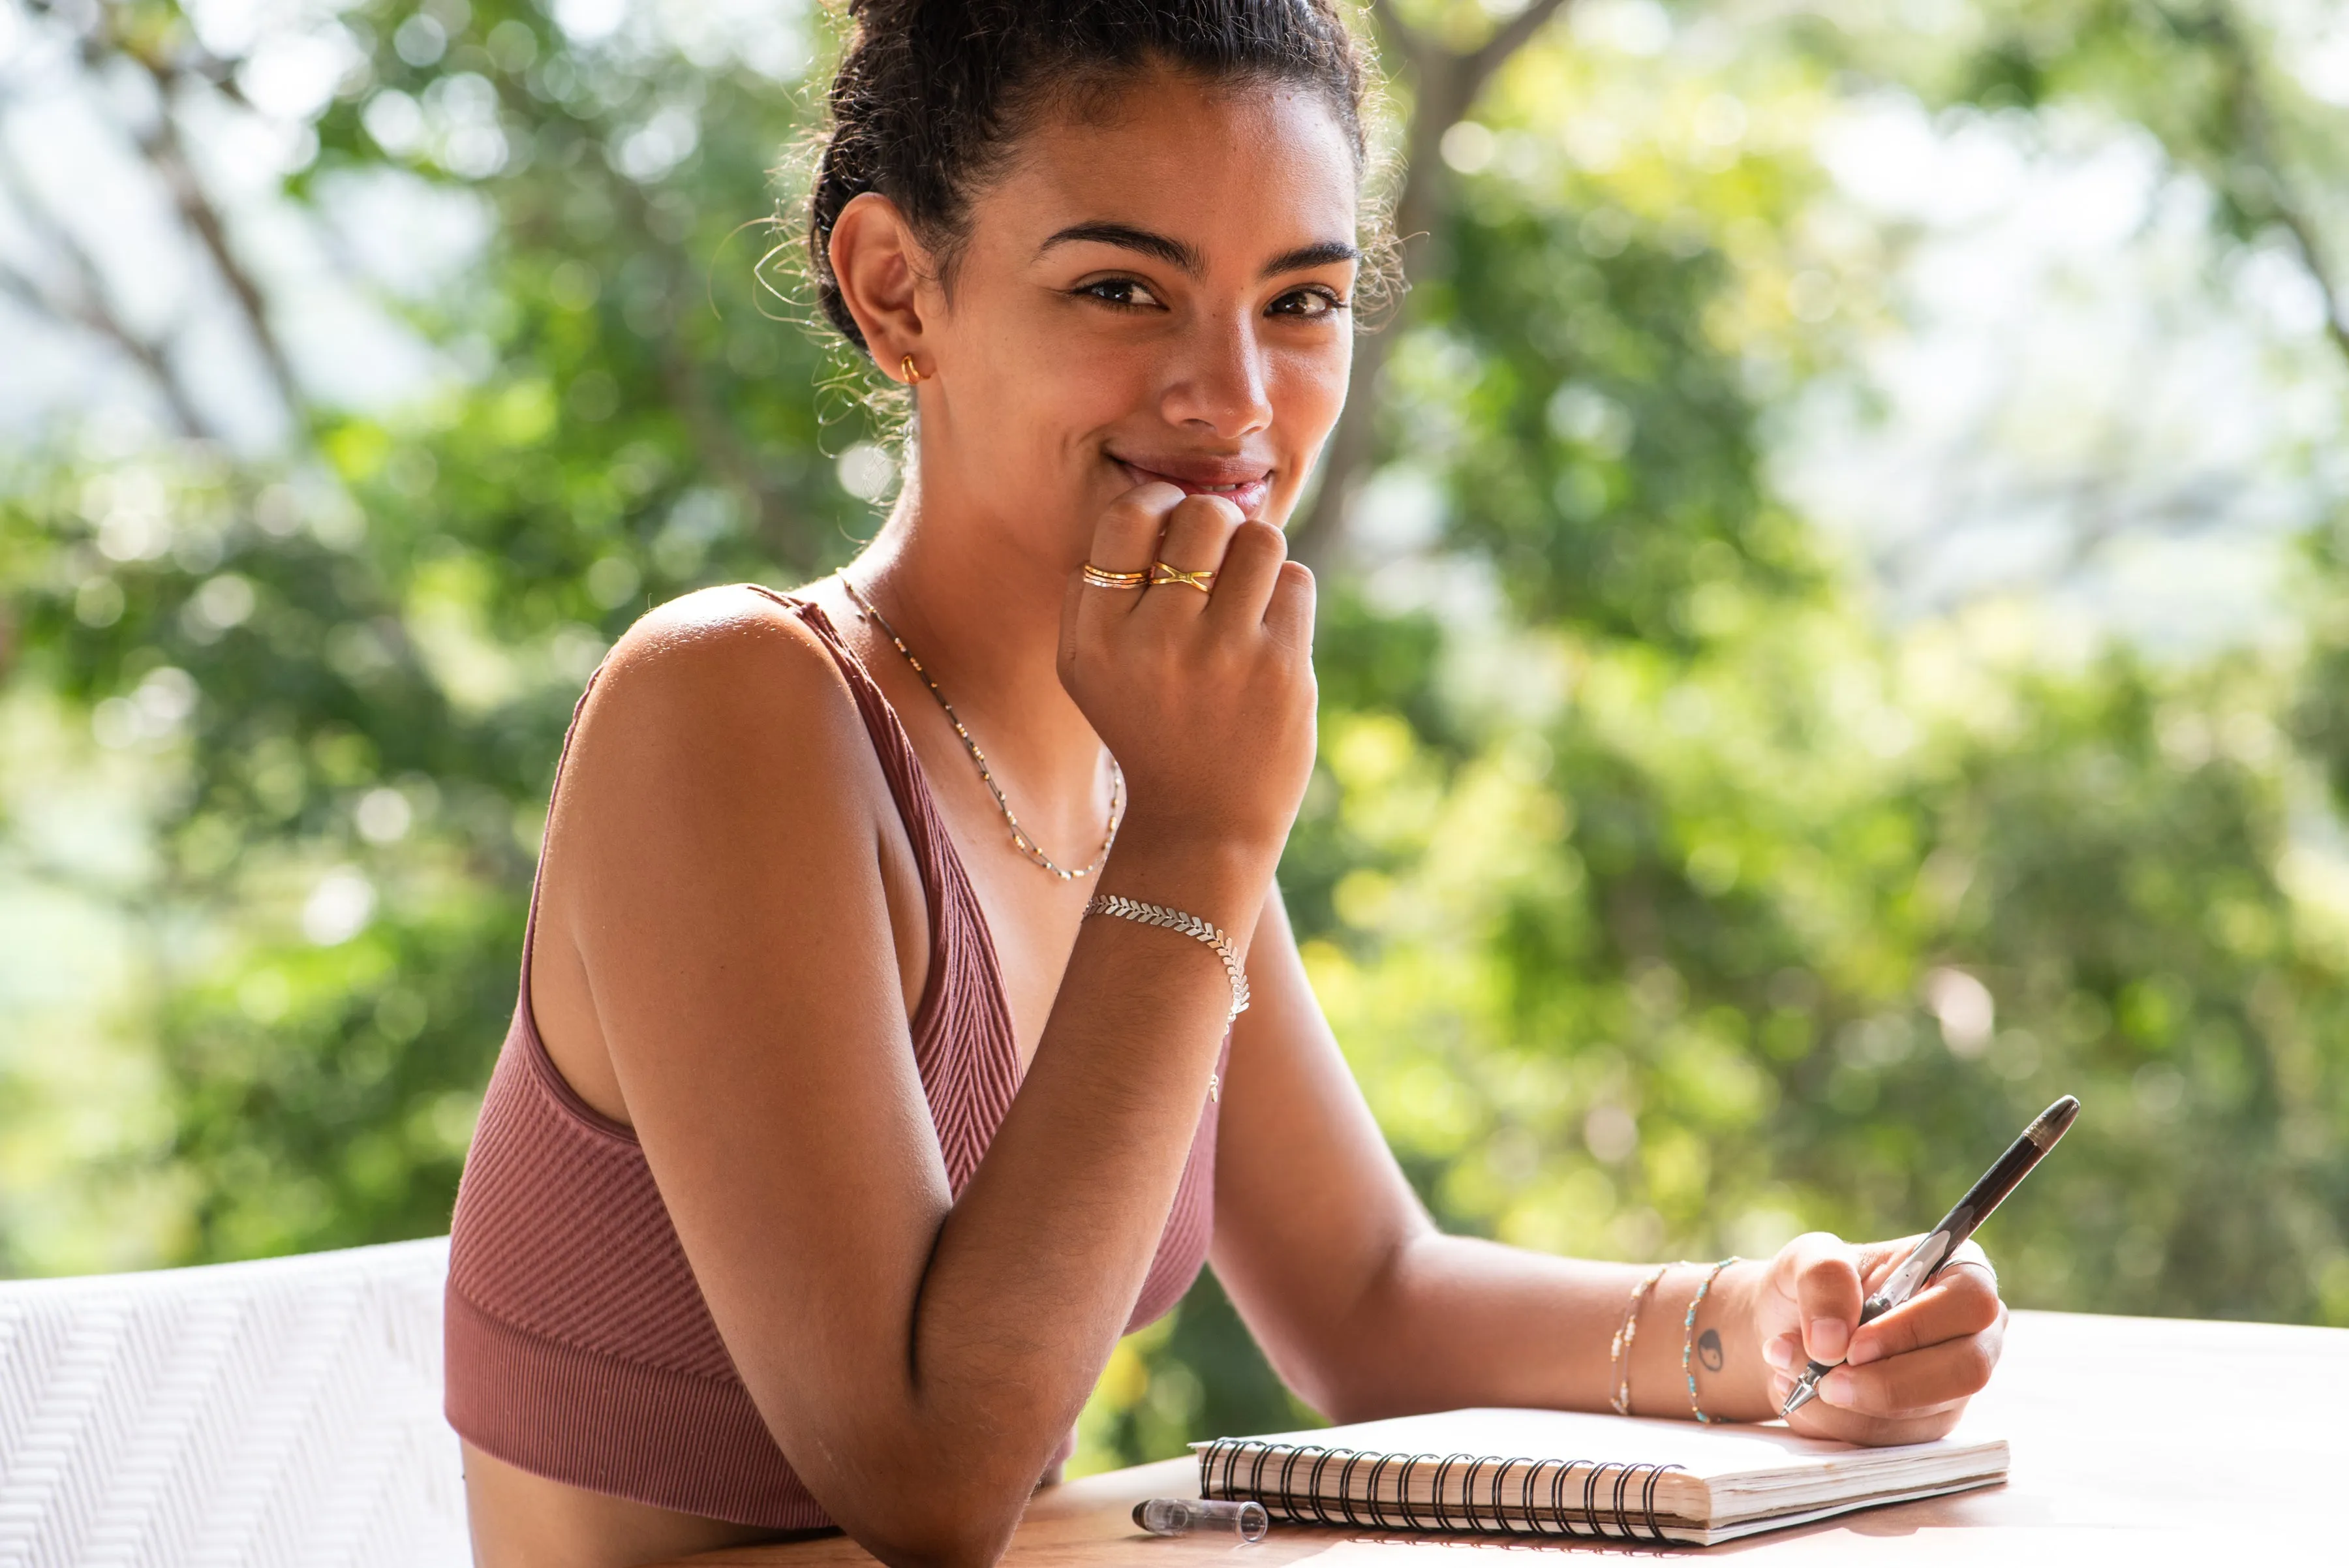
[1193,1407,2008,1546]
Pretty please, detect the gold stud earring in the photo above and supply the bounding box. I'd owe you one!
[899,354,924,384]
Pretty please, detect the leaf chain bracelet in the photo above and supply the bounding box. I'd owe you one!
[1082,895,1251,1023]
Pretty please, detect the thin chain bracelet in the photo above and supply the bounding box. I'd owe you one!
[1681,1257,1742,1424]
[1609,1264,1671,1417]
[1083,895,1251,1022]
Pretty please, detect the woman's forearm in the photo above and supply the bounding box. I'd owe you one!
[1303,1235,1777,1425]
[1289,1225,2009,1451]
[874,824,1274,1542]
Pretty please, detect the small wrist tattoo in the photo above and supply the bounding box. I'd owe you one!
[1698,1327,1724,1372]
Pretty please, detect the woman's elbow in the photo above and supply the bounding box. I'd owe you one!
[1277,1336,1438,1426]
[854,1519,1018,1568]
[833,1471,1032,1568]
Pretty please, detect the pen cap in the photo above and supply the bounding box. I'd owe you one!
[1135,1497,1270,1543]
[2026,1095,2081,1150]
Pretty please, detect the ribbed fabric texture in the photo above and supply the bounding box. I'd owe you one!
[444,591,1221,1530]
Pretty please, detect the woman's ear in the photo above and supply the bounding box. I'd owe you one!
[829,192,932,373]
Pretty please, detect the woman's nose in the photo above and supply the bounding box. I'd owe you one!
[1158,312,1274,439]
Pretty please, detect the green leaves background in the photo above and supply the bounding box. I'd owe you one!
[3,0,2347,1473]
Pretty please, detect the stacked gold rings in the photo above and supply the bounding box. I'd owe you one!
[1148,562,1216,593]
[1081,561,1218,594]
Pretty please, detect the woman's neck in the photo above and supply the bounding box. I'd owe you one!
[847,465,1107,800]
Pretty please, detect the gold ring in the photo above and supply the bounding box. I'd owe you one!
[1082,564,1148,590]
[1149,562,1216,594]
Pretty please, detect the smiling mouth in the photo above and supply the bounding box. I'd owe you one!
[1111,459,1276,519]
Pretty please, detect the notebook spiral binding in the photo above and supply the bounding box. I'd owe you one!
[1198,1437,1688,1544]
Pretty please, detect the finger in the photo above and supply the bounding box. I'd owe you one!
[1944,1238,1998,1295]
[1264,560,1315,653]
[1074,485,1179,658]
[1849,1262,2003,1367]
[1205,519,1289,628]
[1773,1372,1969,1446]
[1150,493,1245,606]
[1856,1234,1929,1296]
[1094,482,1183,571]
[1776,1233,1864,1366]
[1815,1317,2004,1419]
[1831,1233,1927,1302]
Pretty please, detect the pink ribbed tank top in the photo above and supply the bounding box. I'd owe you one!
[444,590,1222,1529]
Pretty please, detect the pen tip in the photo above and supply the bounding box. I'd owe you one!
[1780,1383,1819,1419]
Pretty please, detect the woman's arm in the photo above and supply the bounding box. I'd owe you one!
[1211,890,2004,1443]
[545,492,1315,1568]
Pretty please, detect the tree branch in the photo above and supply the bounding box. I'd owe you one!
[2206,4,2349,367]
[1366,0,1436,84]
[0,147,209,439]
[1470,0,1578,87]
[604,174,805,564]
[123,52,307,423]
[1290,0,1579,568]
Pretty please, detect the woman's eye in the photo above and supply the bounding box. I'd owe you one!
[1076,278,1163,310]
[1270,287,1347,320]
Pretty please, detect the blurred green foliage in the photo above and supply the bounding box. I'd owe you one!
[3,0,2348,1479]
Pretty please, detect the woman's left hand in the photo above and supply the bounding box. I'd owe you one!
[1745,1232,2006,1445]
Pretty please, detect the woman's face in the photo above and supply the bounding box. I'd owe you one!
[891,69,1360,552]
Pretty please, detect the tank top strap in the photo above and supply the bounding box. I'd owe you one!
[507,583,1019,1186]
[736,583,964,1030]
[512,670,605,1011]
[510,595,938,974]
[739,587,1021,1155]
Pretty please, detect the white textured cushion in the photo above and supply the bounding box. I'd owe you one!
[0,1237,467,1568]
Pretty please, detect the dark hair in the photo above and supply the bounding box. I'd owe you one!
[806,0,1374,354]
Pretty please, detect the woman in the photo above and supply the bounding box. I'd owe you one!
[444,4,2007,1565]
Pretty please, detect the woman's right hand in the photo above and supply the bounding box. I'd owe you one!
[1057,482,1319,860]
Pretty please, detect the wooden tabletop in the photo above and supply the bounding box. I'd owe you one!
[666,1309,2345,1564]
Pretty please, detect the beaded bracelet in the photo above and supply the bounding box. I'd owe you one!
[1681,1256,1742,1424]
[1608,1265,1670,1417]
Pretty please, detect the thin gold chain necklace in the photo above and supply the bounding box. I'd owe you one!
[842,576,1124,882]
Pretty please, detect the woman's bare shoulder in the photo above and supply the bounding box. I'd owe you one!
[600,583,844,708]
[542,583,901,872]
[529,585,914,1124]
[579,585,870,771]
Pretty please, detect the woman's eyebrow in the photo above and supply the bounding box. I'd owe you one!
[1036,226,1360,281]
[1037,222,1204,275]
[1260,240,1360,277]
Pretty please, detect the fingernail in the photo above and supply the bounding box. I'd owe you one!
[1818,1369,1855,1408]
[1807,1317,1850,1362]
[1847,1336,1879,1368]
[1763,1333,1800,1372]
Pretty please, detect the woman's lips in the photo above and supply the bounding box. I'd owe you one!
[1115,459,1274,521]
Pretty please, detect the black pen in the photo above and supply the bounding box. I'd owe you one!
[1779,1094,2080,1419]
